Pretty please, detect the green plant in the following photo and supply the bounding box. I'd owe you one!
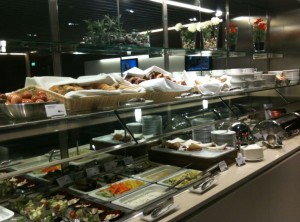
[83,15,125,45]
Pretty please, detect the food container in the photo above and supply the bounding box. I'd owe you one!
[111,184,176,210]
[157,169,202,189]
[0,101,57,120]
[133,165,180,182]
[88,178,149,201]
[0,205,14,222]
[211,130,237,147]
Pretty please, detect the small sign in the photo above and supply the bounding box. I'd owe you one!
[123,156,134,166]
[86,166,100,177]
[218,160,228,172]
[45,104,67,117]
[103,160,118,172]
[56,175,73,187]
[235,155,246,167]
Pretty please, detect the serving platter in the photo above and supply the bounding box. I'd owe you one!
[151,146,235,159]
[0,205,14,222]
[88,178,149,202]
[111,184,176,210]
[157,169,203,189]
[133,165,180,182]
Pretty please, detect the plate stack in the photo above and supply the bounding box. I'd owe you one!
[283,69,299,85]
[211,130,236,147]
[191,118,215,143]
[142,115,162,136]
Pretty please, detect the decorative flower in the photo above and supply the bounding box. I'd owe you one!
[174,22,197,49]
[228,22,238,34]
[197,17,223,50]
[253,18,267,43]
[175,23,183,32]
[228,22,238,49]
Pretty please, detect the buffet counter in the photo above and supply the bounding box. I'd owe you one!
[129,135,300,222]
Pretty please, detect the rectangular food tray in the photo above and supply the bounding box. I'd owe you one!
[111,184,176,210]
[157,169,203,189]
[151,146,235,159]
[133,165,180,182]
[88,178,149,202]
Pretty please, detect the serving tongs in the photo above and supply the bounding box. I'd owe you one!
[142,196,174,218]
[192,163,219,190]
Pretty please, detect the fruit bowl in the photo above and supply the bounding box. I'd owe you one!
[0,101,57,120]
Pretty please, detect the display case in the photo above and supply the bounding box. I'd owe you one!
[1,84,300,221]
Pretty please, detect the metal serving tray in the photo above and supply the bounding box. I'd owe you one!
[133,165,180,182]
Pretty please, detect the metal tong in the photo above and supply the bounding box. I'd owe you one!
[143,197,174,218]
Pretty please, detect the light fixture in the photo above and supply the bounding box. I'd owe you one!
[149,0,214,13]
[215,10,223,17]
[189,17,197,22]
[126,9,134,13]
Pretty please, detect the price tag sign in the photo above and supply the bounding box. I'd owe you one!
[86,166,100,177]
[123,156,134,166]
[218,160,228,172]
[45,104,67,117]
[56,175,73,187]
[235,155,246,167]
[103,160,118,172]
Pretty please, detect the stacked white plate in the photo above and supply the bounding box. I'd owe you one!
[142,115,162,136]
[211,130,236,147]
[191,118,215,143]
[283,69,299,85]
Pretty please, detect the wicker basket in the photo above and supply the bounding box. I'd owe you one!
[144,90,191,102]
[15,86,146,113]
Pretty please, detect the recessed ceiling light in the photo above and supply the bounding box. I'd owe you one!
[149,0,214,13]
[126,9,134,13]
[189,17,197,22]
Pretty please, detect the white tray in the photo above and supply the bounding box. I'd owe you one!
[133,165,180,182]
[151,146,235,159]
[69,152,115,166]
[88,178,149,202]
[157,169,202,189]
[112,184,176,210]
[0,205,14,222]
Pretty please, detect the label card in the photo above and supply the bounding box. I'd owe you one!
[103,160,118,172]
[218,160,228,172]
[235,156,246,167]
[56,175,73,187]
[123,156,134,166]
[86,166,100,177]
[45,104,67,117]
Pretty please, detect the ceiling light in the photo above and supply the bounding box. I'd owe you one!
[189,17,197,22]
[215,10,223,17]
[126,9,134,13]
[149,0,214,13]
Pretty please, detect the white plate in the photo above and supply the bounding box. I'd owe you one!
[88,178,149,202]
[112,184,176,210]
[0,205,14,222]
